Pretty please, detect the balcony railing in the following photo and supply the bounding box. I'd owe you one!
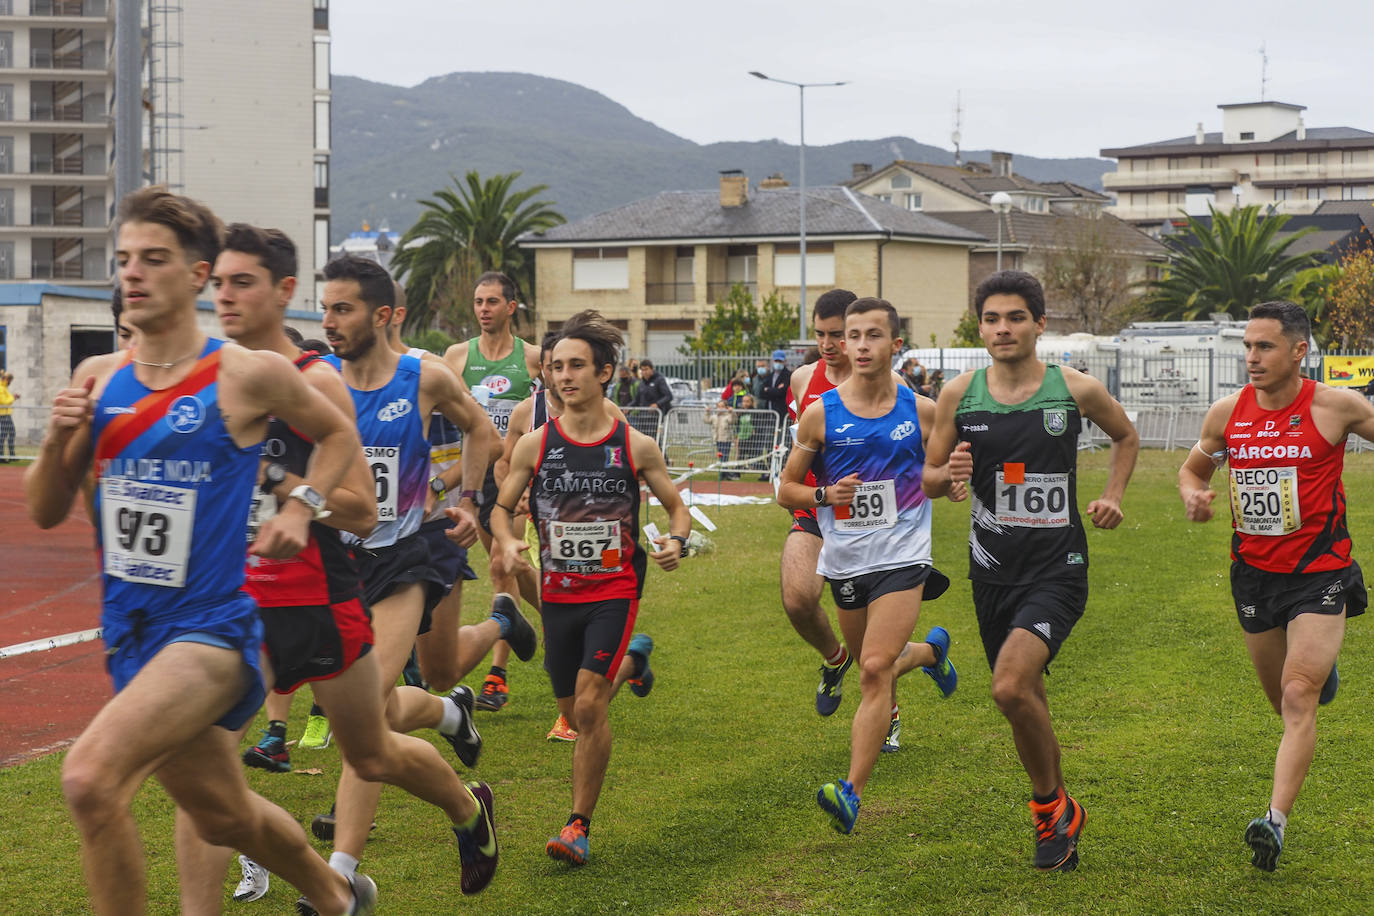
[1103,167,1237,190]
[32,0,105,15]
[707,280,756,302]
[30,155,84,175]
[645,281,694,304]
[32,260,86,279]
[30,102,94,122]
[31,49,88,69]
[31,206,84,226]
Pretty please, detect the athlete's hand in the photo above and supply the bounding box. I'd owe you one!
[424,488,438,516]
[514,490,530,518]
[489,536,532,579]
[649,535,681,572]
[1183,488,1216,523]
[947,480,969,503]
[830,473,862,507]
[947,440,973,483]
[48,376,95,438]
[1085,497,1124,529]
[251,503,310,558]
[444,503,479,548]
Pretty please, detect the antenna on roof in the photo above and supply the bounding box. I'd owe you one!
[1259,41,1269,101]
[951,90,963,167]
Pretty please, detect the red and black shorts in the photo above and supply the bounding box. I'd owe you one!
[540,598,638,699]
[789,508,821,538]
[259,597,374,694]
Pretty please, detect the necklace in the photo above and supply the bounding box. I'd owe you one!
[131,352,198,370]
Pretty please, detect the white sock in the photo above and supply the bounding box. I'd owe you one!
[1268,807,1288,836]
[328,851,359,878]
[438,695,462,736]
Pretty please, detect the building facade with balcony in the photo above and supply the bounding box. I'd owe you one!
[1101,101,1374,236]
[519,171,984,362]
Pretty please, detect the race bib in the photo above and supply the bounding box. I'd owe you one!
[549,520,621,571]
[485,399,516,436]
[994,471,1071,528]
[833,480,897,530]
[101,478,196,587]
[365,446,399,522]
[1230,465,1300,536]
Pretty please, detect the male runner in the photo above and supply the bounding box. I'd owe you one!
[173,225,501,911]
[443,270,543,711]
[24,188,375,915]
[315,254,505,897]
[1179,300,1367,871]
[490,313,690,866]
[779,297,958,835]
[923,269,1138,872]
[782,289,858,717]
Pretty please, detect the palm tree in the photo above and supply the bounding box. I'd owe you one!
[1142,205,1320,321]
[391,170,564,333]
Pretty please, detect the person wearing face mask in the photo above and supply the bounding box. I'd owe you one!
[761,349,792,422]
[752,358,770,401]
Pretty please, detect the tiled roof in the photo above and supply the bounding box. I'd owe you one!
[1038,180,1110,201]
[1104,127,1374,156]
[929,210,1166,258]
[519,186,985,245]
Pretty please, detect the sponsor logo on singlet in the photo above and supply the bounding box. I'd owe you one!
[889,421,915,441]
[482,374,512,395]
[1043,408,1068,436]
[377,398,412,422]
[167,395,205,433]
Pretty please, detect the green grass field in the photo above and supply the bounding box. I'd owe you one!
[7,449,1374,915]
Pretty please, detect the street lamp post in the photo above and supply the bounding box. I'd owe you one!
[749,71,848,342]
[990,191,1013,272]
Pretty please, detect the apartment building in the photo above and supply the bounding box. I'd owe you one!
[1101,101,1374,235]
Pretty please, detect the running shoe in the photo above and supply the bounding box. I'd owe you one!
[546,714,578,742]
[815,653,852,717]
[232,855,269,902]
[920,626,958,698]
[491,594,538,662]
[1245,815,1283,872]
[454,782,499,894]
[817,779,860,834]
[474,673,508,712]
[546,820,590,866]
[1320,664,1339,706]
[295,871,377,916]
[1029,791,1085,871]
[627,634,655,697]
[298,713,331,750]
[880,711,901,754]
[442,685,483,768]
[242,731,291,773]
[309,805,377,842]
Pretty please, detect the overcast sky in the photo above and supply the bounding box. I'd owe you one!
[331,0,1373,160]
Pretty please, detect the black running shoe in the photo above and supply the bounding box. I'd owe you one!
[1029,792,1085,871]
[1245,815,1283,871]
[442,685,483,768]
[454,782,499,894]
[492,594,538,662]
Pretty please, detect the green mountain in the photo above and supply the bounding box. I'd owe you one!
[331,71,1113,242]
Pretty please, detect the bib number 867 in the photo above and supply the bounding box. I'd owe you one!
[555,536,614,560]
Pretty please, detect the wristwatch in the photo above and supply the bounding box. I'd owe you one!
[814,486,826,507]
[670,534,689,557]
[459,488,480,505]
[287,484,331,520]
[262,462,288,494]
[429,476,448,499]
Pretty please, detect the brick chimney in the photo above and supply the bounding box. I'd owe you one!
[759,172,789,189]
[719,169,748,208]
[851,163,872,179]
[990,151,1013,177]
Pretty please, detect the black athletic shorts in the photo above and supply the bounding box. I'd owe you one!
[1230,558,1367,634]
[789,508,821,538]
[477,467,500,535]
[356,534,447,635]
[260,598,374,694]
[419,517,478,593]
[826,564,950,611]
[541,598,638,698]
[972,576,1088,669]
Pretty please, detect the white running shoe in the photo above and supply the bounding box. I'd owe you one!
[233,855,269,902]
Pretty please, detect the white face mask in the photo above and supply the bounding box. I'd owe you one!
[773,361,784,370]
[756,366,767,375]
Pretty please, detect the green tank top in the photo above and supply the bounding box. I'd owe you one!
[462,336,534,436]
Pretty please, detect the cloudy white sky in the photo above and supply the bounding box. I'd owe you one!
[331,0,1373,160]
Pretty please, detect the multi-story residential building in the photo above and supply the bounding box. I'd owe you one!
[1101,101,1374,236]
[520,171,984,361]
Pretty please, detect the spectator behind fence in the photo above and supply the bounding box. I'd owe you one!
[737,394,765,480]
[0,369,16,461]
[752,357,769,400]
[900,358,923,391]
[633,359,673,412]
[708,397,737,480]
[609,363,637,407]
[761,349,791,421]
[927,368,945,398]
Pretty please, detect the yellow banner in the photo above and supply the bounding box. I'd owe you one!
[1323,356,1374,387]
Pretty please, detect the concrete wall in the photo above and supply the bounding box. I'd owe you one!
[880,241,973,347]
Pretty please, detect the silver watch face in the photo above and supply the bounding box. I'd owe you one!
[431,477,446,494]
[298,486,325,510]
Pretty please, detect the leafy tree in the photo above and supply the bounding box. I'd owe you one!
[1041,217,1146,334]
[1323,245,1374,349]
[949,309,981,347]
[403,328,458,355]
[679,284,795,354]
[1142,205,1320,321]
[391,170,564,334]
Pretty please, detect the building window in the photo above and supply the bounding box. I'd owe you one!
[876,193,891,203]
[313,0,328,29]
[1341,150,1368,165]
[0,242,11,279]
[1306,186,1324,201]
[572,246,629,290]
[314,99,329,150]
[1274,187,1292,201]
[890,174,912,189]
[1201,155,1220,168]
[314,37,330,92]
[314,217,329,274]
[314,155,328,208]
[1342,185,1371,201]
[1240,131,1254,141]
[1167,156,1185,171]
[1274,152,1293,167]
[904,192,922,211]
[1167,191,1185,206]
[1307,151,1326,166]
[773,242,835,287]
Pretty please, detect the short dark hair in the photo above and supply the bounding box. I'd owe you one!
[639,359,654,370]
[845,296,901,337]
[558,310,624,382]
[110,285,122,325]
[813,288,857,323]
[222,223,297,283]
[117,186,223,275]
[974,270,1045,320]
[324,254,396,312]
[475,270,517,302]
[539,329,562,361]
[1250,300,1310,345]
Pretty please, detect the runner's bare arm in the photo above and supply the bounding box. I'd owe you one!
[921,372,973,500]
[917,394,966,502]
[630,429,690,572]
[442,340,469,378]
[485,430,539,578]
[789,362,815,407]
[777,398,824,511]
[1066,368,1139,529]
[1178,395,1236,523]
[424,359,493,493]
[1319,384,1374,444]
[25,353,120,528]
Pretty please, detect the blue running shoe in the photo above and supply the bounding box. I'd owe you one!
[817,779,860,835]
[1319,664,1339,706]
[815,653,852,717]
[627,634,655,698]
[921,626,957,698]
[1245,815,1283,872]
[242,732,291,773]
